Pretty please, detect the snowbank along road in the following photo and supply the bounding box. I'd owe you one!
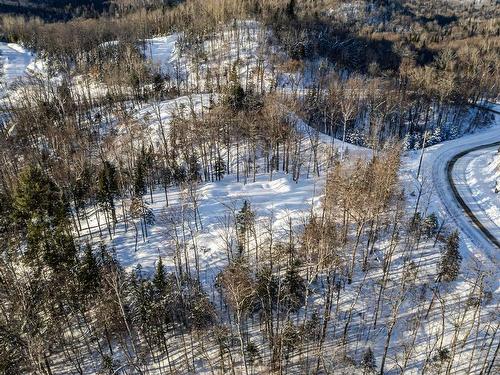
[448,142,500,249]
[432,108,500,259]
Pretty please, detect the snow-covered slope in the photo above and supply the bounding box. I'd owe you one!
[0,42,45,88]
[131,94,214,147]
[142,21,278,92]
[143,34,185,81]
[81,92,370,276]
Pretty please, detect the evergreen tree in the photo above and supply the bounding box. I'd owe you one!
[134,156,147,197]
[409,211,422,233]
[153,256,167,295]
[186,153,201,182]
[214,156,226,181]
[285,0,296,20]
[282,260,306,311]
[402,133,413,151]
[97,161,119,223]
[224,64,245,111]
[13,166,76,270]
[427,126,442,146]
[361,346,376,374]
[73,164,92,224]
[439,230,462,282]
[79,244,100,297]
[236,200,255,255]
[423,213,439,238]
[0,191,12,243]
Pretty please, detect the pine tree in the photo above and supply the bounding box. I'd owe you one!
[97,161,119,224]
[428,126,442,146]
[439,230,462,282]
[282,260,306,311]
[422,213,439,238]
[361,346,376,374]
[13,166,76,270]
[236,200,255,255]
[73,164,92,228]
[214,156,226,181]
[79,244,100,297]
[0,191,12,243]
[402,133,413,151]
[134,156,147,197]
[410,211,422,233]
[285,0,296,20]
[224,64,245,111]
[153,256,167,295]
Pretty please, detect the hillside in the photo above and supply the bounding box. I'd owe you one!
[0,0,107,20]
[0,1,498,374]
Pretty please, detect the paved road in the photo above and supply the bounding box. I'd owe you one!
[431,109,500,258]
[447,142,500,249]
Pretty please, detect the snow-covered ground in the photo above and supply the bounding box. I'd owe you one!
[82,94,368,278]
[143,34,185,82]
[0,42,45,89]
[130,93,215,147]
[142,21,288,93]
[83,173,322,278]
[460,144,500,229]
[401,107,500,263]
[3,19,498,373]
[492,150,500,194]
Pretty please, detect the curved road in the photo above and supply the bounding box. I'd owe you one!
[447,142,500,249]
[431,109,500,258]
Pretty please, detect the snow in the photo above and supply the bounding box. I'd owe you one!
[141,21,278,92]
[398,111,500,374]
[78,90,370,282]
[0,42,46,89]
[131,94,215,146]
[83,119,369,281]
[401,106,500,264]
[92,173,322,279]
[143,34,185,81]
[462,145,500,228]
[4,18,499,373]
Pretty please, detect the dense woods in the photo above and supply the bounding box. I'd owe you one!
[0,0,499,374]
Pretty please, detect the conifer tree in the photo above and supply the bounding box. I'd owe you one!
[0,191,12,243]
[225,64,245,111]
[79,244,100,298]
[134,156,147,198]
[97,161,119,224]
[423,213,439,238]
[282,260,306,311]
[361,346,376,374]
[236,200,255,255]
[153,256,167,294]
[13,166,76,271]
[439,230,462,282]
[285,0,296,20]
[72,164,92,230]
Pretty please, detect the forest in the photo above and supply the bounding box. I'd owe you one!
[0,0,499,374]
